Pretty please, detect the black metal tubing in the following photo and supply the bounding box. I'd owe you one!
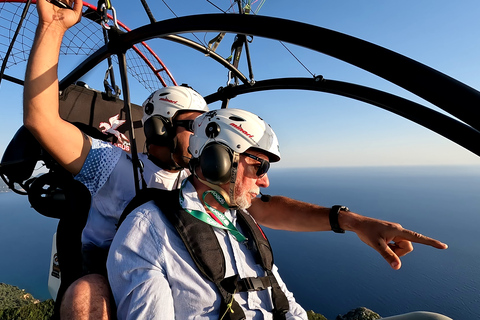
[205,78,480,157]
[59,45,111,91]
[117,51,141,193]
[59,33,248,90]
[58,14,480,156]
[164,35,248,84]
[1,74,24,86]
[139,0,156,24]
[119,14,480,131]
[0,0,32,85]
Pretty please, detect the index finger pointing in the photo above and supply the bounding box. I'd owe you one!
[398,228,448,249]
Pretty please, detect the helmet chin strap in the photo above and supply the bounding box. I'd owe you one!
[169,152,183,170]
[196,177,236,208]
[147,135,183,171]
[147,154,182,171]
[195,152,240,209]
[169,135,183,170]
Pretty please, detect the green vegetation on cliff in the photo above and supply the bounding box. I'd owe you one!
[0,284,53,320]
[0,299,54,320]
[0,283,40,310]
[307,310,328,320]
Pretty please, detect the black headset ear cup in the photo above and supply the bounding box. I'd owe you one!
[200,144,233,185]
[143,115,173,146]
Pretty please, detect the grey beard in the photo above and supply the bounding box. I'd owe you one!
[235,196,252,210]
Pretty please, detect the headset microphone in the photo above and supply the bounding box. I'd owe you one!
[259,192,271,202]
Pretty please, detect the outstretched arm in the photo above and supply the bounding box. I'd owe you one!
[23,0,88,175]
[249,196,448,270]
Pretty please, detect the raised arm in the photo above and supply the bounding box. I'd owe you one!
[249,196,448,270]
[23,0,88,175]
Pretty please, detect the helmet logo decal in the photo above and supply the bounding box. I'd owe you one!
[158,92,178,105]
[159,97,178,104]
[99,114,131,152]
[230,122,254,138]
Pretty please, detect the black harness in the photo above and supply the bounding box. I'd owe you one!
[118,188,289,320]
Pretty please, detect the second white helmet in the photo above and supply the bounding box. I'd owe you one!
[142,85,209,123]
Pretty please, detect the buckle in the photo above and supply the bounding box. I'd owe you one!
[242,277,267,291]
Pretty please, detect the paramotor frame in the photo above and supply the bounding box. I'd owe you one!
[54,13,480,158]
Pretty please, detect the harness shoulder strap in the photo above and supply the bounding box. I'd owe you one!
[117,188,246,319]
[237,211,272,268]
[117,188,288,319]
[159,190,226,282]
[154,190,247,320]
[236,211,289,319]
[117,188,161,229]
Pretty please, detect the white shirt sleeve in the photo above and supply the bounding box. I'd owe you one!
[107,204,175,320]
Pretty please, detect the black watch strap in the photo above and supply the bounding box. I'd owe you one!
[329,205,349,233]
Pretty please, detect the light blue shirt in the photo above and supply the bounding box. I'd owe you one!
[74,138,188,249]
[107,180,307,320]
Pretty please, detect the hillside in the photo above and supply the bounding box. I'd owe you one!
[0,284,54,320]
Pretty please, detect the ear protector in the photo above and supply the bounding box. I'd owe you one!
[197,121,235,185]
[199,143,236,185]
[143,104,175,147]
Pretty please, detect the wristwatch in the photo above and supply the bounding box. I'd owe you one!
[329,205,349,233]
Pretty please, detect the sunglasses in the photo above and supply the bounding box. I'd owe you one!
[243,152,270,178]
[173,119,194,132]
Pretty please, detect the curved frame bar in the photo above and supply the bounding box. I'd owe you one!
[123,14,480,130]
[205,78,480,157]
[58,14,480,156]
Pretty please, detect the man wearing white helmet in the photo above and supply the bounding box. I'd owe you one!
[77,86,209,268]
[107,109,452,320]
[108,108,307,319]
[24,1,449,319]
[24,83,210,318]
[142,85,209,171]
[187,109,281,209]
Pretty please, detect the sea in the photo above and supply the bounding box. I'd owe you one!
[0,165,479,320]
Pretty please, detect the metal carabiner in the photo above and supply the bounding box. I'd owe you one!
[100,3,109,29]
[226,70,233,86]
[109,6,119,29]
[100,3,119,30]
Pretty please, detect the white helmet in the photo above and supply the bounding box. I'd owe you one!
[189,108,281,163]
[142,85,208,124]
[189,108,280,208]
[142,85,209,148]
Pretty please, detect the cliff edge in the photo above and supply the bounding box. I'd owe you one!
[0,284,54,320]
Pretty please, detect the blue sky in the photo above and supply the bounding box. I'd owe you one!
[2,0,480,168]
